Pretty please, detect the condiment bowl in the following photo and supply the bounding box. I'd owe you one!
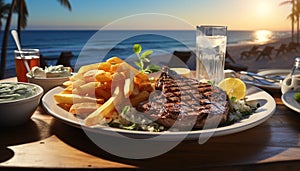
[0,82,43,127]
[26,73,70,92]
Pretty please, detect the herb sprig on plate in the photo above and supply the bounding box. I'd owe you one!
[133,44,161,74]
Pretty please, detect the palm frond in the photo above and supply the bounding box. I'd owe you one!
[280,0,292,6]
[57,0,72,11]
[287,13,297,21]
[0,0,10,17]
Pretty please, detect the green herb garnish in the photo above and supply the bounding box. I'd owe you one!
[133,44,161,73]
[230,96,237,101]
[294,92,300,102]
[207,80,216,86]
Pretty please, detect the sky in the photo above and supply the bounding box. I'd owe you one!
[5,0,292,31]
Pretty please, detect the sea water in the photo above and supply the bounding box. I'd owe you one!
[0,30,290,78]
[196,35,227,84]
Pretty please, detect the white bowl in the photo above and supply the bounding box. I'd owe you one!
[26,73,70,92]
[0,82,43,126]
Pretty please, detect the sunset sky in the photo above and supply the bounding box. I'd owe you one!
[6,0,292,31]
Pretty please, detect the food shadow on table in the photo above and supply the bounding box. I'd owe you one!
[0,118,52,162]
[47,112,298,170]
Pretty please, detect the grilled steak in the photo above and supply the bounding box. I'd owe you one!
[141,66,229,129]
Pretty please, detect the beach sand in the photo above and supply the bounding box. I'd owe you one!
[227,36,299,72]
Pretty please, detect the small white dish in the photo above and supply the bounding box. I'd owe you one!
[0,82,43,126]
[26,73,70,93]
[282,91,300,113]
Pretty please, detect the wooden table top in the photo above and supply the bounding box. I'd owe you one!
[1,77,300,170]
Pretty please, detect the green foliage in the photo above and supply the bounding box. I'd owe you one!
[133,44,142,54]
[207,80,216,86]
[133,43,161,73]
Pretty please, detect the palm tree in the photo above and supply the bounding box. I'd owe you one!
[0,0,10,31]
[0,0,16,79]
[16,0,71,38]
[296,0,300,43]
[15,0,28,39]
[0,0,72,79]
[281,0,297,42]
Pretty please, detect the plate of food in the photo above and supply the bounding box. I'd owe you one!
[282,91,300,113]
[42,55,276,141]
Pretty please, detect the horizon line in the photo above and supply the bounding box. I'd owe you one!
[16,29,291,32]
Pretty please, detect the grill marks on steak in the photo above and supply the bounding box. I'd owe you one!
[141,67,229,129]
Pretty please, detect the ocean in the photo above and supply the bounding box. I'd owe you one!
[0,30,290,78]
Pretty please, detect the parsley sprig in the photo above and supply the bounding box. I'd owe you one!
[133,44,161,73]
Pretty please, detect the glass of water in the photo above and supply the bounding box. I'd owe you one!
[196,25,227,84]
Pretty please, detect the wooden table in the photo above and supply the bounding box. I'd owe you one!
[1,77,300,170]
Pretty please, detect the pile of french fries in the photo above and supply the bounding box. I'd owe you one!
[53,57,155,126]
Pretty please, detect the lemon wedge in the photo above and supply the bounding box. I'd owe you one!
[218,78,246,100]
[170,68,191,78]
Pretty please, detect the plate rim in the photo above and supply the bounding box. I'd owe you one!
[42,86,276,140]
[257,69,290,76]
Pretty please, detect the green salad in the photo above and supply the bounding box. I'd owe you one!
[225,97,259,125]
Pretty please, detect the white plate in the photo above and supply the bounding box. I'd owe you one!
[243,69,290,91]
[42,86,276,141]
[282,91,300,113]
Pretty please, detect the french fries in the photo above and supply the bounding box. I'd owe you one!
[84,87,121,126]
[69,102,101,118]
[124,77,134,97]
[77,63,101,75]
[54,93,104,104]
[95,70,112,82]
[53,56,155,126]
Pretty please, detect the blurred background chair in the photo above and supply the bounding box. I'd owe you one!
[240,45,259,59]
[225,51,248,71]
[39,51,74,69]
[56,51,74,70]
[255,46,274,61]
[286,42,299,53]
[274,43,287,56]
[172,51,194,64]
[39,54,48,68]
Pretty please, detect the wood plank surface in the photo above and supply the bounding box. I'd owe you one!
[1,77,300,170]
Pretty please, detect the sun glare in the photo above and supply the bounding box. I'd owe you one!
[256,2,271,16]
[254,30,273,44]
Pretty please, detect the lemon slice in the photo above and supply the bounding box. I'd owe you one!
[218,78,246,100]
[170,68,191,78]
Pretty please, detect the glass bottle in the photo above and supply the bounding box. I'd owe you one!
[281,57,300,93]
[291,57,300,75]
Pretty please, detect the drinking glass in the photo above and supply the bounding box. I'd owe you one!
[14,49,40,82]
[196,25,227,84]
